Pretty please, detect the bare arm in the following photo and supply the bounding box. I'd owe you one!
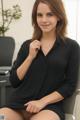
[24,91,64,113]
[40,91,64,106]
[17,55,33,80]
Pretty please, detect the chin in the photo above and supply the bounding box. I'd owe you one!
[42,29,53,33]
[41,28,50,32]
[41,27,54,33]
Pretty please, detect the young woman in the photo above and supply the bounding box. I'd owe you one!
[0,0,79,120]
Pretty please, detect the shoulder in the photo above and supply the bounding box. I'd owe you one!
[17,39,32,56]
[63,38,80,62]
[63,37,80,53]
[64,37,79,48]
[21,39,32,48]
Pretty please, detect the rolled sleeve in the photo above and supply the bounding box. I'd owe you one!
[57,41,80,98]
[9,40,30,88]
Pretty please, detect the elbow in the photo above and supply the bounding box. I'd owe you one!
[9,75,19,88]
[9,70,22,88]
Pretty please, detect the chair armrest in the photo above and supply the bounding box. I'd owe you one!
[0,80,7,85]
[0,66,11,75]
[65,114,75,120]
[65,94,80,120]
[0,70,9,75]
[73,94,80,120]
[75,89,80,94]
[63,89,80,114]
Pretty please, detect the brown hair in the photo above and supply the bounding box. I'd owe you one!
[32,0,67,41]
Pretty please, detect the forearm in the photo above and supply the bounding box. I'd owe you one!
[40,91,64,106]
[17,55,33,80]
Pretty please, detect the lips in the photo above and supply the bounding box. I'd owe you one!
[41,24,49,26]
[41,24,50,28]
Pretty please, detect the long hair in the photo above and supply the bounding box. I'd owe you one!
[32,0,67,41]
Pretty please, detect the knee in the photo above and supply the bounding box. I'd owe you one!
[0,108,8,119]
[0,107,6,113]
[29,110,60,120]
[0,107,23,120]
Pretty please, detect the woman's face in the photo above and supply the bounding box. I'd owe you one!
[37,2,59,34]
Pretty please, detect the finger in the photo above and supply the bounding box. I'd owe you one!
[34,43,40,48]
[30,44,40,51]
[34,40,41,46]
[35,46,40,51]
[33,107,39,113]
[36,44,41,50]
[30,106,39,113]
[24,102,29,106]
[35,48,39,51]
[34,40,40,43]
[26,104,32,112]
[29,106,34,113]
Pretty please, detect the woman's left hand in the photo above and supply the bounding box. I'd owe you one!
[24,100,46,113]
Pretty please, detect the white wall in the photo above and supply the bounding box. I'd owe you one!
[62,0,77,40]
[1,0,35,60]
[0,0,80,61]
[77,0,80,44]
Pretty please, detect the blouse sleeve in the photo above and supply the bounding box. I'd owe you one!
[56,41,80,99]
[9,40,30,88]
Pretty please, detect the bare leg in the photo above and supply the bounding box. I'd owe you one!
[0,107,24,120]
[30,110,60,120]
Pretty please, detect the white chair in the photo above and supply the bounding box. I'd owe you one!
[64,62,80,120]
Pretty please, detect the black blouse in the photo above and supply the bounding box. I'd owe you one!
[8,37,80,109]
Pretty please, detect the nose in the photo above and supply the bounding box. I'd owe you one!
[42,15,47,22]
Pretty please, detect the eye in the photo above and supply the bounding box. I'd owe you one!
[47,12,54,17]
[37,13,43,17]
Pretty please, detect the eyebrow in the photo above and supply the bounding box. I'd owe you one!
[37,11,53,14]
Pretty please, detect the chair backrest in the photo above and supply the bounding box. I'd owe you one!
[0,37,15,66]
[63,48,80,114]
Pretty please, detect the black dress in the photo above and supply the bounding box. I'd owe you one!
[6,37,79,120]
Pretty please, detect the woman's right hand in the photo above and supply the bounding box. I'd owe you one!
[28,40,41,60]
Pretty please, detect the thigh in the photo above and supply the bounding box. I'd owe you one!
[30,110,60,120]
[0,107,24,120]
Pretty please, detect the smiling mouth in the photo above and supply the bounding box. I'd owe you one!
[41,24,50,27]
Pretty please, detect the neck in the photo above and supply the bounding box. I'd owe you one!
[42,31,56,41]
